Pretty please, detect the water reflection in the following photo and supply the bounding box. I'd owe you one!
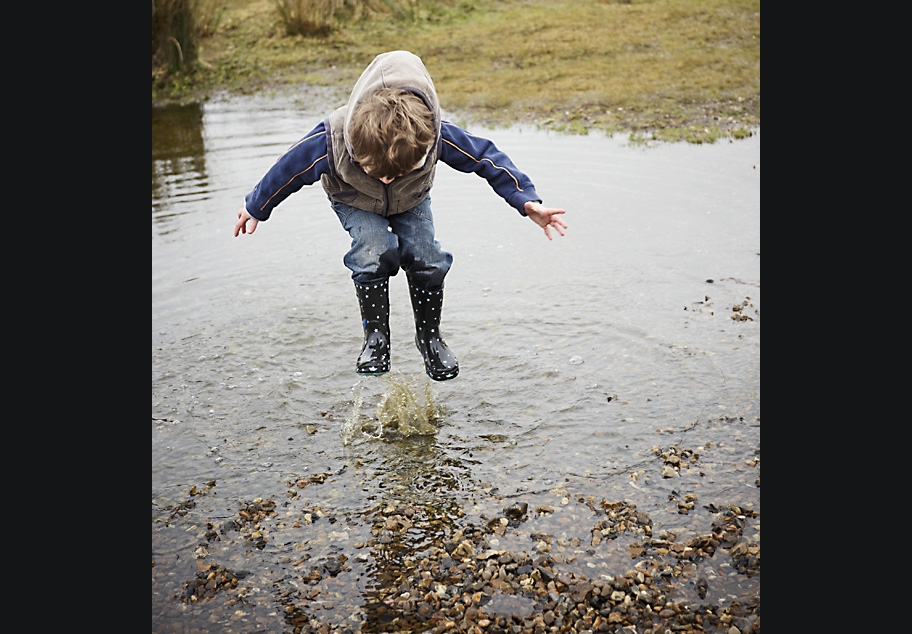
[152,103,208,234]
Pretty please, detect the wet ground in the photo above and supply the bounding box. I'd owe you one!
[152,92,760,633]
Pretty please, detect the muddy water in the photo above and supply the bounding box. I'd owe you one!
[152,92,760,632]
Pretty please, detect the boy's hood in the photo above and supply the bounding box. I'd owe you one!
[342,50,442,157]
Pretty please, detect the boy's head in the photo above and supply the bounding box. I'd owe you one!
[349,87,435,181]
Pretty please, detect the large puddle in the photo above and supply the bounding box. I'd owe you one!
[153,92,760,632]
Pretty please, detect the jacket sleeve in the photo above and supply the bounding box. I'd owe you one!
[438,122,541,216]
[244,121,330,221]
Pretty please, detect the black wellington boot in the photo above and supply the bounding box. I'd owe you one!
[409,282,459,381]
[354,279,391,375]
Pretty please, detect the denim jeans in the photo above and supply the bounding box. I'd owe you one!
[331,196,453,289]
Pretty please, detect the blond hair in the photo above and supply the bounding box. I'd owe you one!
[349,88,435,180]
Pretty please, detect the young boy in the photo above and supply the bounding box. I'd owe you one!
[234,50,567,381]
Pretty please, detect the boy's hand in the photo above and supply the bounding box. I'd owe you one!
[524,201,567,240]
[234,208,259,237]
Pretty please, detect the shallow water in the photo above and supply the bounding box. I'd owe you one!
[152,92,760,632]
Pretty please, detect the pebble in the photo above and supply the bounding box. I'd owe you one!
[154,451,759,633]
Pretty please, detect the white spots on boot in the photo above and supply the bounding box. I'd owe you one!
[408,284,458,380]
[356,280,391,374]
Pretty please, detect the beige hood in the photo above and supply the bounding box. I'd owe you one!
[341,50,442,157]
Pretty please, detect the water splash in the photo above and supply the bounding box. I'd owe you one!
[341,373,441,444]
[376,373,440,436]
[340,383,366,446]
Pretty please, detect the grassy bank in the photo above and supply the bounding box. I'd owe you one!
[152,0,760,143]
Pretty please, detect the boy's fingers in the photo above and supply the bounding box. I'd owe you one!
[234,209,258,236]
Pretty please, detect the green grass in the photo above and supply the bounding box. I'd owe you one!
[152,0,760,143]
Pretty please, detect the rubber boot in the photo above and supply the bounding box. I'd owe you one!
[409,282,458,381]
[354,279,390,375]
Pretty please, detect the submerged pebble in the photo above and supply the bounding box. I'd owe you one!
[155,477,759,633]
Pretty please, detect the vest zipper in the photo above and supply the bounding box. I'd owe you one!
[382,182,391,217]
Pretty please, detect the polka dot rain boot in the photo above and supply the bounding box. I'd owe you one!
[354,279,390,375]
[409,282,458,381]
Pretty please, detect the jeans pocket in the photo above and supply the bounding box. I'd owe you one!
[406,196,433,220]
[331,200,353,225]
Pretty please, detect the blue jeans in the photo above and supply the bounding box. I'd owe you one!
[331,196,453,289]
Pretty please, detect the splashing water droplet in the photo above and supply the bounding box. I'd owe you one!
[340,385,365,446]
[341,372,442,444]
[376,374,439,437]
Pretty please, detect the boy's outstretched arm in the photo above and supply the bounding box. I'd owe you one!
[524,200,567,240]
[233,121,331,238]
[234,208,259,237]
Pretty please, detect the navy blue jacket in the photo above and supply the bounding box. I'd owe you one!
[245,120,541,221]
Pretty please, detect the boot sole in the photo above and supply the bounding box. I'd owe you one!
[357,365,390,376]
[427,368,459,381]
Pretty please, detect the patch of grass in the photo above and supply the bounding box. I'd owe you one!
[152,0,759,143]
